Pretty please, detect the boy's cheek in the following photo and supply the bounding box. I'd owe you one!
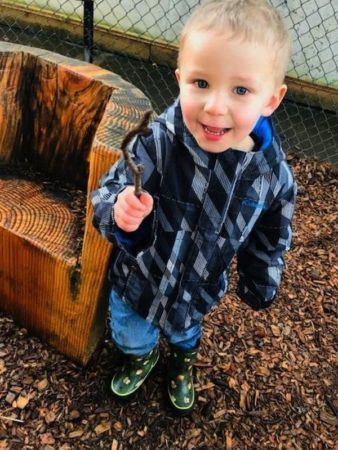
[235,108,263,130]
[180,99,195,123]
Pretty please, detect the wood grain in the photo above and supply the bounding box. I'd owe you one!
[0,43,152,364]
[0,52,24,162]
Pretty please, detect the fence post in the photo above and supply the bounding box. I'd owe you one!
[82,0,94,63]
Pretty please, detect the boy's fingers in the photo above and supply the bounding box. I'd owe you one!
[116,217,142,232]
[123,190,153,214]
[139,192,154,211]
[114,205,143,229]
[114,188,153,232]
[123,190,147,210]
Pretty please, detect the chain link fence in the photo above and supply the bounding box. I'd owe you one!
[0,0,337,164]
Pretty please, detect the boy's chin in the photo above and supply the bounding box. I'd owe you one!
[197,135,255,153]
[200,145,231,154]
[196,137,232,153]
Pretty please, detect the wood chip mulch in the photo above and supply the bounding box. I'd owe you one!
[0,156,337,450]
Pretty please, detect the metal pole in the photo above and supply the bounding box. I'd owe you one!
[83,0,94,63]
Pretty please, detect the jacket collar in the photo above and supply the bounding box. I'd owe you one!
[157,98,286,176]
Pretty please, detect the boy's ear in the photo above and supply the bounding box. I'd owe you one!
[175,68,180,83]
[262,84,287,116]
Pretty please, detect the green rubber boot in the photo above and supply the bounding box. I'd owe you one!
[111,347,159,398]
[167,346,198,415]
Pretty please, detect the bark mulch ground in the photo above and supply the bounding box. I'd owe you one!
[0,156,337,450]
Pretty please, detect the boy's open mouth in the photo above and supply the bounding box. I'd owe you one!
[202,125,230,136]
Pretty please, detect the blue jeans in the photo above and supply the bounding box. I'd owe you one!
[109,289,201,356]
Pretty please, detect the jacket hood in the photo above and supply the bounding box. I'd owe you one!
[156,98,286,177]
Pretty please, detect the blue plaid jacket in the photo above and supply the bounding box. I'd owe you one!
[91,99,296,334]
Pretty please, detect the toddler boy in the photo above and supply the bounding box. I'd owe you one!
[91,0,296,415]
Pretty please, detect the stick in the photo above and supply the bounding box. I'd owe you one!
[0,415,24,423]
[121,110,153,197]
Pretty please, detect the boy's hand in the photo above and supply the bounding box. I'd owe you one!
[114,186,153,232]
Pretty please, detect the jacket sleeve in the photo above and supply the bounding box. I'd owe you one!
[236,163,297,310]
[90,130,160,247]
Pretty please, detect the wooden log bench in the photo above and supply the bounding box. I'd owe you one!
[0,42,152,365]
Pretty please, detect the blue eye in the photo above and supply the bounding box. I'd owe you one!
[195,79,208,89]
[235,86,248,96]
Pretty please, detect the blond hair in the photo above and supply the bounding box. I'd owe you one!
[178,0,291,84]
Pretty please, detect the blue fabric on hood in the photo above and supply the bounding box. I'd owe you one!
[252,116,273,152]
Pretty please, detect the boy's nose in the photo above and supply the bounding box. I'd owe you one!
[204,92,228,116]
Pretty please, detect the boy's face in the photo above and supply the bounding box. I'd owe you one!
[176,30,287,153]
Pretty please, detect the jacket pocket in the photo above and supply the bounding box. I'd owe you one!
[232,176,269,243]
[136,195,202,281]
[238,197,267,243]
[156,195,201,232]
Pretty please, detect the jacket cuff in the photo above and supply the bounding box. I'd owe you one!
[236,283,275,311]
[113,208,155,256]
